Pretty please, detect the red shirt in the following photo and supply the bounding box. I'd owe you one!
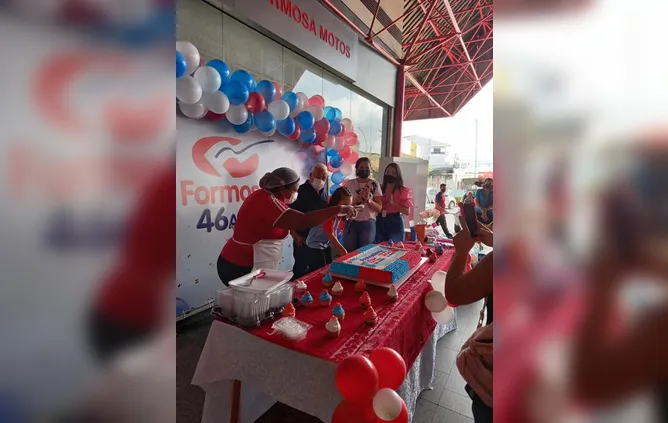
[221,189,289,267]
[322,216,344,235]
[96,166,175,330]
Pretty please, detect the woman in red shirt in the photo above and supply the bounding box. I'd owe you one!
[218,167,356,285]
[376,163,414,243]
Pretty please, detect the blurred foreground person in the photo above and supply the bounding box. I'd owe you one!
[571,140,668,419]
[446,215,493,423]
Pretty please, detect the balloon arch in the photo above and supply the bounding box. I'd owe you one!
[177,41,360,192]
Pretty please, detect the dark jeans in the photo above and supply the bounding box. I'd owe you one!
[466,385,493,423]
[476,209,494,225]
[88,308,153,363]
[375,213,405,243]
[292,242,332,280]
[217,255,253,286]
[343,220,376,252]
[436,214,453,236]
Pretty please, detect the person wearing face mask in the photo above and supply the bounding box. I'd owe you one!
[288,163,329,279]
[376,163,414,243]
[344,157,383,251]
[475,178,494,224]
[217,167,357,286]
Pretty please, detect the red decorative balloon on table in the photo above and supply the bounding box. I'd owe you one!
[369,348,407,390]
[246,92,266,113]
[332,399,376,423]
[335,355,379,401]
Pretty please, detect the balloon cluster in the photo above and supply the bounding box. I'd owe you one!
[176,41,360,173]
[332,348,409,423]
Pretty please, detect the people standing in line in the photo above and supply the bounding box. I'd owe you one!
[301,186,353,272]
[435,183,454,239]
[288,163,329,280]
[217,167,357,286]
[344,157,383,252]
[376,163,413,243]
[475,178,494,224]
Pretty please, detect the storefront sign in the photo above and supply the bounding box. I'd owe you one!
[234,0,359,80]
[176,116,308,310]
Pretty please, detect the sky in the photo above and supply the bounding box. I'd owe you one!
[403,80,494,166]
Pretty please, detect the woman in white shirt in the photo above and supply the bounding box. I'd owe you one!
[343,157,383,251]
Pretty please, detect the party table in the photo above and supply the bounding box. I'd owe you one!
[192,247,457,423]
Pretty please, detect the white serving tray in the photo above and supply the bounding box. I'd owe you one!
[228,268,293,294]
[328,257,428,290]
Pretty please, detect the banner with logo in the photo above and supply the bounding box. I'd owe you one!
[176,115,308,311]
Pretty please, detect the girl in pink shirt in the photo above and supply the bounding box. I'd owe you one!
[376,163,414,243]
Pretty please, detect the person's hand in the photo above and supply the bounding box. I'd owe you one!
[481,210,488,222]
[339,205,358,220]
[336,246,348,256]
[453,214,476,253]
[292,232,305,247]
[477,223,493,247]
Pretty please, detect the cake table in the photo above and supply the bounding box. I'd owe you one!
[192,246,457,423]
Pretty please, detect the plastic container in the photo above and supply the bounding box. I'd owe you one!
[216,288,235,317]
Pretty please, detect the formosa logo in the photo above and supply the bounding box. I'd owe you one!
[192,136,274,178]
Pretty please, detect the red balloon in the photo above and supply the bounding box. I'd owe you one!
[379,400,408,423]
[346,151,360,164]
[335,355,379,401]
[308,94,326,108]
[315,131,328,144]
[314,118,331,136]
[205,111,225,121]
[312,145,325,155]
[288,125,301,141]
[339,146,351,159]
[339,125,347,137]
[345,132,359,146]
[246,92,266,113]
[332,400,376,423]
[271,81,282,99]
[369,348,407,390]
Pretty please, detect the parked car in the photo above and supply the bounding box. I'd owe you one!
[426,188,457,210]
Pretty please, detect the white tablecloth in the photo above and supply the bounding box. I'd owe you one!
[191,312,457,423]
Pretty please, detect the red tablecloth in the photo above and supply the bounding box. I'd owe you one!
[227,245,455,369]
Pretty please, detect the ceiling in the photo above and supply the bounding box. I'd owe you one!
[319,0,493,120]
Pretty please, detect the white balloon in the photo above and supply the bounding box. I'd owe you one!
[176,76,202,105]
[372,388,403,421]
[179,101,206,119]
[323,135,336,149]
[340,163,354,176]
[205,91,230,114]
[226,104,248,125]
[430,270,447,294]
[306,105,324,121]
[296,92,309,108]
[425,290,447,312]
[176,41,200,75]
[193,66,222,93]
[268,99,290,121]
[432,306,454,325]
[334,137,345,150]
[341,118,354,132]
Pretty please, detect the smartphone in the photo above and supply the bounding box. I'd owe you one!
[459,202,478,237]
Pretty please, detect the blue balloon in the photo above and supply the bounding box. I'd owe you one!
[323,106,333,119]
[329,183,341,195]
[277,116,296,136]
[221,81,249,105]
[325,106,338,122]
[176,51,187,78]
[335,108,343,121]
[330,155,343,168]
[207,59,231,85]
[332,171,345,184]
[256,80,277,104]
[176,297,189,316]
[329,119,343,136]
[297,111,315,130]
[301,128,316,143]
[232,114,253,134]
[255,110,276,133]
[231,69,256,91]
[282,92,299,112]
[326,148,338,157]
